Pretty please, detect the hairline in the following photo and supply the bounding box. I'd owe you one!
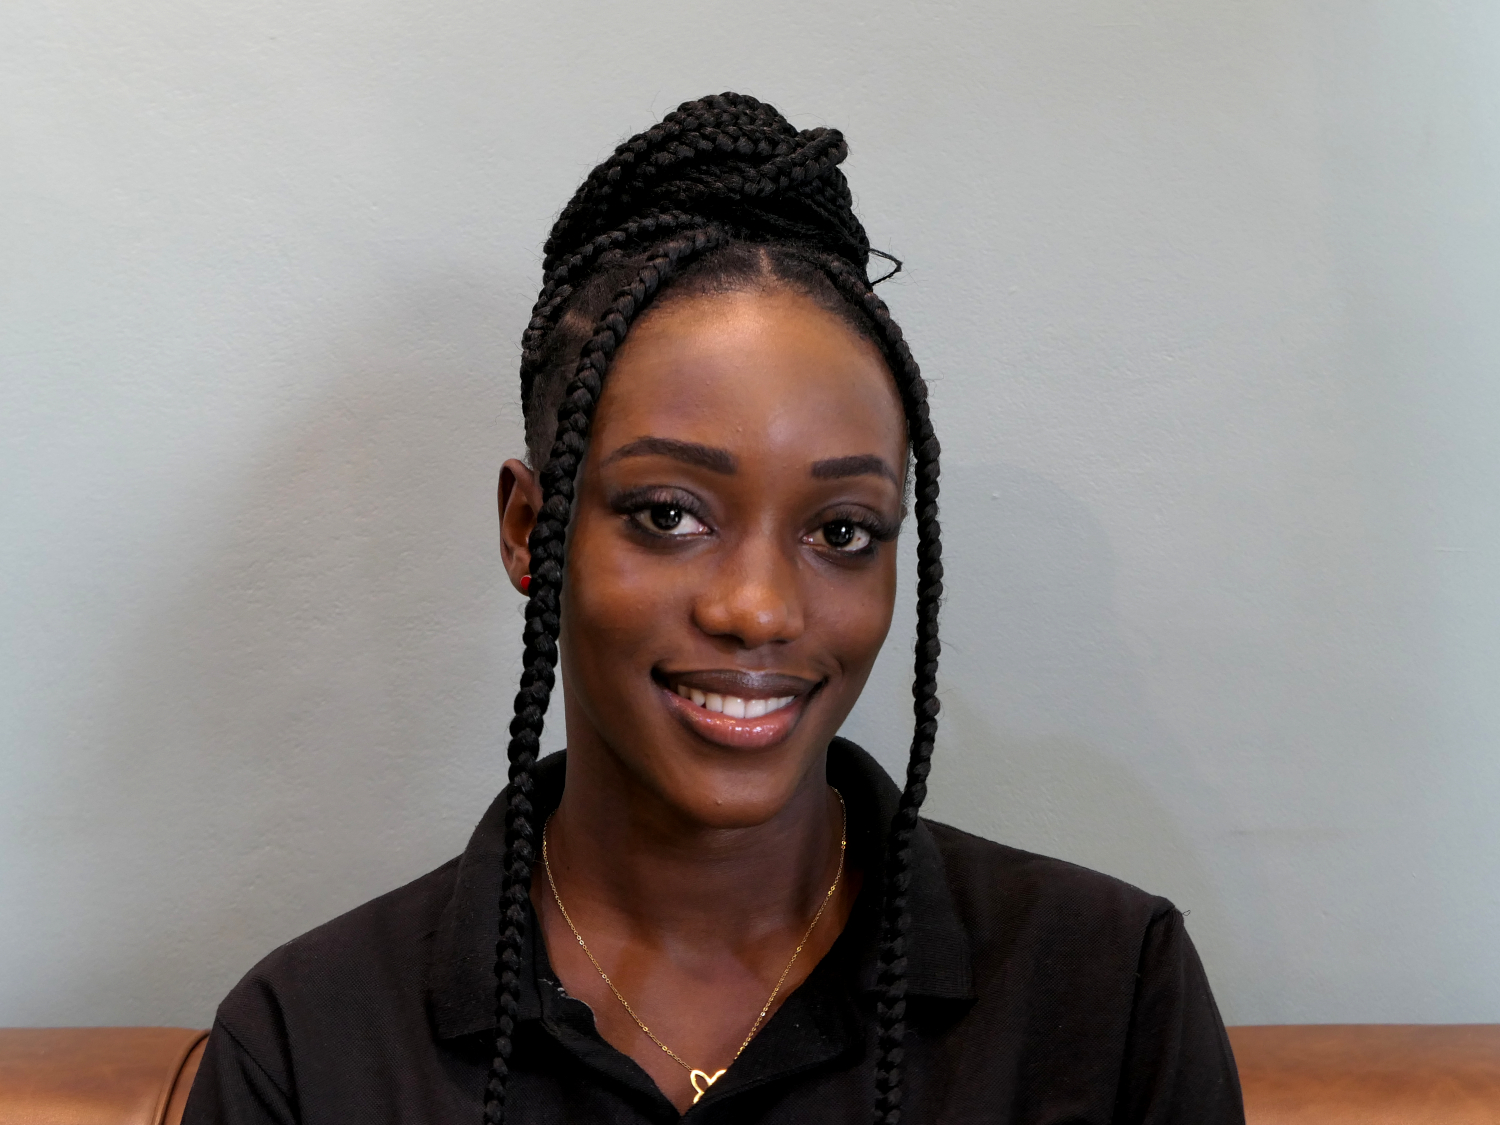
[524,248,906,476]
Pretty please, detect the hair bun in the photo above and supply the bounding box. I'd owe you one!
[541,92,872,277]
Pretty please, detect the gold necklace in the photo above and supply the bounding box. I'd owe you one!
[541,792,847,1105]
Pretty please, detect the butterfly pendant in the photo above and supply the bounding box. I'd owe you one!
[689,1068,727,1104]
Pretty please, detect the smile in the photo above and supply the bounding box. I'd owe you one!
[668,683,797,719]
[654,668,821,749]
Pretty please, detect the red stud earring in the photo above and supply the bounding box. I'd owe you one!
[520,575,531,595]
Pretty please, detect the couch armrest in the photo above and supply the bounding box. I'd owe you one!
[0,1027,208,1125]
[161,1034,206,1125]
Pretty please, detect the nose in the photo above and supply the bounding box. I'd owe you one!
[692,531,805,649]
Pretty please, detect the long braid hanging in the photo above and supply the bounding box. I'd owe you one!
[817,257,943,1125]
[487,93,940,1125]
[486,227,727,1125]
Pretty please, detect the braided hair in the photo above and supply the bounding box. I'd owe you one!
[488,93,942,1125]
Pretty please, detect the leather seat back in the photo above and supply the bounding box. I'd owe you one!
[0,1027,206,1125]
[1229,1024,1500,1125]
[3,1024,1499,1123]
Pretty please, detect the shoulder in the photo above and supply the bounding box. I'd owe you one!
[230,855,459,1000]
[912,818,1214,1078]
[212,857,461,1083]
[908,824,1241,1121]
[921,817,1177,965]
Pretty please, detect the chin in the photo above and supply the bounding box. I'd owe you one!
[651,732,833,831]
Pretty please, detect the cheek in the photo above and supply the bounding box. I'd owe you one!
[812,554,900,678]
[559,515,678,677]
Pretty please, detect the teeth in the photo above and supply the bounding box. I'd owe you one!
[674,686,799,718]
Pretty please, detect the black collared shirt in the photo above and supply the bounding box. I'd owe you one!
[183,740,1243,1124]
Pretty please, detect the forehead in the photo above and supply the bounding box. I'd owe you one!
[590,288,907,463]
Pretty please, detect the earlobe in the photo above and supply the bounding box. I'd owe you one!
[499,458,542,593]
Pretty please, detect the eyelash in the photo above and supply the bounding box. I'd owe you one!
[804,507,899,558]
[614,488,712,539]
[612,488,898,556]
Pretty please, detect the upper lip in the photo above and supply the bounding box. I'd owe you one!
[656,669,821,699]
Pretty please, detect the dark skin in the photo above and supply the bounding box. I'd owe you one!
[498,287,907,1112]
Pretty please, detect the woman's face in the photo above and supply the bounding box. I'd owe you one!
[506,286,907,829]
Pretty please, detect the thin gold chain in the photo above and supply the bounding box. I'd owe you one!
[541,791,847,1079]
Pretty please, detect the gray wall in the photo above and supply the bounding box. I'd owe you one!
[3,0,1497,1027]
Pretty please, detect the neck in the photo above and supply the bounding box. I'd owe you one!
[544,744,845,948]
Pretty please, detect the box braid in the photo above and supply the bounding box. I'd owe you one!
[816,253,943,1124]
[488,93,941,1125]
[486,225,729,1125]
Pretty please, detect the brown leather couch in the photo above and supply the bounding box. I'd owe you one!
[1227,1025,1500,1124]
[2,1025,1497,1122]
[0,1027,205,1125]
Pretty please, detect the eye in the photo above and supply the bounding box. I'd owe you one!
[807,518,873,553]
[631,501,709,538]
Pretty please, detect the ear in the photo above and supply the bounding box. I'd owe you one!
[498,459,542,593]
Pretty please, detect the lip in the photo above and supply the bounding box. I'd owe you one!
[654,668,822,750]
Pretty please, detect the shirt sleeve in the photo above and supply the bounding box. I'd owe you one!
[1112,908,1245,1125]
[180,1019,298,1125]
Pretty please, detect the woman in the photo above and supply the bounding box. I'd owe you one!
[185,93,1243,1124]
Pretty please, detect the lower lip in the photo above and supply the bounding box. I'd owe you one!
[659,684,808,750]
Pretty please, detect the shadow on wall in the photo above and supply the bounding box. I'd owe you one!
[14,276,541,1026]
[892,461,1275,1020]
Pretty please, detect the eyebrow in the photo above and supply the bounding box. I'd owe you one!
[810,454,901,485]
[602,436,737,474]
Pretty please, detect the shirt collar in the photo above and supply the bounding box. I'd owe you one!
[428,738,974,1041]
